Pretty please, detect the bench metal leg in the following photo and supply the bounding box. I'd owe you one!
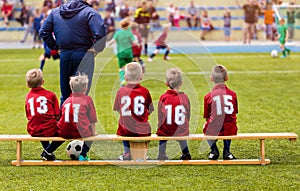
[260,139,266,165]
[16,141,22,166]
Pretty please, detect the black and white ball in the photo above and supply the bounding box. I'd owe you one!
[66,140,83,160]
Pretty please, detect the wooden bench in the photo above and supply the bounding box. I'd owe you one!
[0,133,297,166]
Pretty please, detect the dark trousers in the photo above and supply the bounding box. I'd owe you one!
[59,50,95,106]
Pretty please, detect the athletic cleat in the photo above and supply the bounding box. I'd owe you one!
[208,150,219,160]
[41,150,56,161]
[157,154,169,160]
[223,151,236,160]
[286,50,291,56]
[180,153,192,160]
[78,155,90,161]
[164,56,171,61]
[147,58,153,62]
[118,153,131,160]
[280,55,286,58]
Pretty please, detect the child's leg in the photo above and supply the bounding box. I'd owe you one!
[45,141,65,153]
[280,43,287,57]
[40,59,46,71]
[164,47,170,60]
[223,139,236,159]
[223,140,231,153]
[177,140,190,154]
[40,141,50,150]
[150,49,159,59]
[122,140,131,154]
[207,140,219,160]
[158,140,167,156]
[80,141,93,158]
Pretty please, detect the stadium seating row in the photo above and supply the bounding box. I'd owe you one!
[0,132,297,166]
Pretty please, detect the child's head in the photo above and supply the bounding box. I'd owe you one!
[26,69,44,88]
[131,22,138,31]
[166,68,183,90]
[125,62,143,83]
[279,18,285,25]
[69,74,88,93]
[211,65,228,84]
[120,18,130,29]
[163,23,171,32]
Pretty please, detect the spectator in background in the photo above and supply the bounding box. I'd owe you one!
[173,6,185,28]
[236,0,260,44]
[32,8,43,49]
[223,9,231,42]
[200,10,213,40]
[43,0,53,9]
[134,1,151,55]
[186,0,200,29]
[104,10,115,41]
[105,0,116,15]
[119,2,132,19]
[1,0,13,27]
[261,2,274,40]
[287,2,295,42]
[16,2,32,27]
[167,3,175,26]
[20,4,34,43]
[54,0,65,8]
[148,0,160,40]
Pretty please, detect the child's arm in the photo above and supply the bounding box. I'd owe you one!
[90,123,97,135]
[107,38,116,46]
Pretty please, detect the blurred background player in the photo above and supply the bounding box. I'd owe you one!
[57,74,97,161]
[113,62,154,160]
[148,24,171,62]
[277,18,291,58]
[156,68,191,160]
[131,22,145,73]
[108,18,136,86]
[203,65,238,160]
[25,69,63,161]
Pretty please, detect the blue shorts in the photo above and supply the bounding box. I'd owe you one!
[224,27,231,36]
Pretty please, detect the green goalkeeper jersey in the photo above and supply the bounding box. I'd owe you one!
[278,25,287,43]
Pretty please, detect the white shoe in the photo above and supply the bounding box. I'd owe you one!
[148,58,153,62]
[164,56,171,61]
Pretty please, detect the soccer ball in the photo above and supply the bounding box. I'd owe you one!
[66,140,84,160]
[271,50,278,58]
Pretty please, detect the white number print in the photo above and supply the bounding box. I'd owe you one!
[64,103,81,123]
[212,95,234,115]
[165,105,186,125]
[121,96,145,116]
[28,96,48,116]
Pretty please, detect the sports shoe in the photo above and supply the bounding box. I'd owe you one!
[41,150,56,161]
[118,153,131,160]
[208,150,219,160]
[148,58,153,62]
[78,155,90,161]
[180,153,192,160]
[286,49,291,56]
[223,151,236,160]
[280,55,286,59]
[157,154,169,160]
[164,56,171,61]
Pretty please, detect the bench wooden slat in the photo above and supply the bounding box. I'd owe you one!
[11,159,271,166]
[0,133,297,141]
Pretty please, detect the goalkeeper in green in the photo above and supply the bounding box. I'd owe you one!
[277,18,291,58]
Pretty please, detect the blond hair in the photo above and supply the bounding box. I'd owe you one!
[125,62,143,82]
[26,69,44,88]
[69,74,89,93]
[166,68,182,89]
[211,65,228,84]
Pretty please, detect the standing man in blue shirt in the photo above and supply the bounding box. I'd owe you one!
[39,0,106,105]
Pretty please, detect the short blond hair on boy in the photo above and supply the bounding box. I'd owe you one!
[69,74,89,93]
[211,65,228,84]
[26,68,44,88]
[166,68,182,89]
[125,62,143,82]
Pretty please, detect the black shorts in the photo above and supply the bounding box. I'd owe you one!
[138,24,150,38]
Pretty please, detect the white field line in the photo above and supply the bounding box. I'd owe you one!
[1,70,300,77]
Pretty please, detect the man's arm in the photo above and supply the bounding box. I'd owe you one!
[88,11,107,53]
[39,12,59,50]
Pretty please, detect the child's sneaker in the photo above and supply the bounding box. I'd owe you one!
[41,150,56,161]
[208,150,219,160]
[180,153,192,160]
[118,153,131,160]
[223,151,236,160]
[78,155,90,161]
[286,49,291,56]
[157,154,169,160]
[147,58,153,62]
[164,56,171,61]
[280,55,286,59]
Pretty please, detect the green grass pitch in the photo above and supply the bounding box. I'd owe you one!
[0,49,299,190]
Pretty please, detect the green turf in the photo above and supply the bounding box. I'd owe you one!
[0,49,299,190]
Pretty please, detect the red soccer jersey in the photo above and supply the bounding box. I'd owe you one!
[131,29,142,57]
[157,90,190,136]
[155,31,167,46]
[57,93,97,138]
[25,87,60,137]
[113,84,154,136]
[203,84,238,136]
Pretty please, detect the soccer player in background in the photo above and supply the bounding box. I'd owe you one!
[25,69,63,161]
[148,24,171,62]
[113,62,154,160]
[108,18,136,86]
[156,68,192,160]
[131,22,145,73]
[57,74,97,161]
[277,18,291,58]
[203,65,238,160]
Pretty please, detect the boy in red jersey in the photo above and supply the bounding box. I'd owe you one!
[203,65,238,160]
[157,68,191,160]
[131,22,145,73]
[113,62,154,160]
[57,74,97,161]
[25,69,63,161]
[148,24,171,62]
